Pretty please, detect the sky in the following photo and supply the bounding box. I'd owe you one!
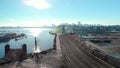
[0,0,120,26]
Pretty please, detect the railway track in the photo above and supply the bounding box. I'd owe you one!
[59,35,114,68]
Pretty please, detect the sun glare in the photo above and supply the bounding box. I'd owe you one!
[28,28,43,37]
[34,46,41,53]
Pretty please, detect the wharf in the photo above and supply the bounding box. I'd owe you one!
[0,34,116,68]
[0,34,64,68]
[0,33,25,43]
[0,44,27,65]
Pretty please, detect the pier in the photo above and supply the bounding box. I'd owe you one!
[0,33,120,68]
[0,44,27,65]
[0,33,25,43]
[0,34,64,68]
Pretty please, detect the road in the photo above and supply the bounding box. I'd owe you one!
[59,35,114,68]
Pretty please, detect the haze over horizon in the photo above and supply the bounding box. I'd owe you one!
[0,0,120,26]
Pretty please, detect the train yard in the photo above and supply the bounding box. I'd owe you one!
[59,34,114,68]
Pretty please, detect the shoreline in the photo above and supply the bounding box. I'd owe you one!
[49,31,57,35]
[0,34,64,67]
[0,31,56,65]
[0,34,65,68]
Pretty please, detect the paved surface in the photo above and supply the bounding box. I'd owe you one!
[59,35,114,68]
[56,34,62,57]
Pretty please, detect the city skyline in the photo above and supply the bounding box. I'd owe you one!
[0,0,120,26]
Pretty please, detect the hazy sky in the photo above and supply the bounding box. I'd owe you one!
[0,0,120,26]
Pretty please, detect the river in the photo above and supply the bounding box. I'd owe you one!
[0,28,55,58]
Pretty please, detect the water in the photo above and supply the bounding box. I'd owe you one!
[0,28,55,58]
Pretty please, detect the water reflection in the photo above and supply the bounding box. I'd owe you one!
[26,28,42,53]
[27,28,43,37]
[0,28,54,58]
[34,37,41,53]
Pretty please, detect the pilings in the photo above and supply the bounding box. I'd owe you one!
[4,44,27,62]
[5,44,10,56]
[22,44,27,59]
[35,37,37,51]
[22,44,27,54]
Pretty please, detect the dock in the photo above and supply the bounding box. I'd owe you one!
[0,44,27,65]
[0,33,119,68]
[0,34,64,68]
[0,33,25,43]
